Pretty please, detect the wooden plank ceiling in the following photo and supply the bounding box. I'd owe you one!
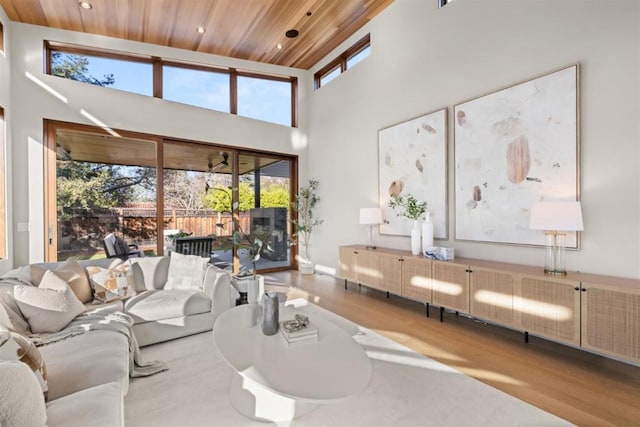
[0,0,393,69]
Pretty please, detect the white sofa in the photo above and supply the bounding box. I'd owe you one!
[0,254,232,426]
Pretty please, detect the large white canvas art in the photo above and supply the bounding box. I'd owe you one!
[379,108,447,238]
[454,65,579,247]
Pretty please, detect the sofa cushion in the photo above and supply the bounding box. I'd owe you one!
[31,258,94,304]
[0,326,48,400]
[125,289,211,323]
[0,281,32,334]
[40,330,129,400]
[130,256,170,292]
[0,361,47,427]
[46,381,123,427]
[14,270,86,333]
[165,252,209,290]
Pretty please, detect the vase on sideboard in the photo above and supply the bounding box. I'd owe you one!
[410,220,421,256]
[421,212,434,254]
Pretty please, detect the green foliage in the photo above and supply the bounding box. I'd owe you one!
[260,185,290,208]
[51,52,115,87]
[202,183,255,212]
[56,161,155,220]
[290,179,323,260]
[388,193,427,220]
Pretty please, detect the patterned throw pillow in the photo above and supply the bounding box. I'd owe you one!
[14,270,86,333]
[30,258,94,304]
[86,263,133,303]
[0,326,48,401]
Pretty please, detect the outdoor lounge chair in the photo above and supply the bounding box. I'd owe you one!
[103,233,145,260]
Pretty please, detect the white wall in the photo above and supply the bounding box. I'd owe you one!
[0,7,12,274]
[308,0,640,279]
[4,22,310,269]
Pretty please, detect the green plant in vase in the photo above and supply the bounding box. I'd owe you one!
[388,194,427,221]
[290,179,323,273]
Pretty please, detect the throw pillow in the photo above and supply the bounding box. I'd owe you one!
[0,326,48,401]
[0,361,47,427]
[30,258,94,304]
[14,270,86,333]
[86,263,133,303]
[0,282,32,334]
[165,251,209,290]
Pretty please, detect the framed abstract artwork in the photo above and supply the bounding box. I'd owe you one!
[379,108,448,238]
[454,64,580,247]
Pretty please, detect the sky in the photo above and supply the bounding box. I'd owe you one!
[80,55,291,126]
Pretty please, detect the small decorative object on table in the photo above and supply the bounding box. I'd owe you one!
[280,314,318,345]
[261,291,279,336]
[424,246,455,261]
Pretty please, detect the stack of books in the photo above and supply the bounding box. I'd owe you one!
[279,317,318,346]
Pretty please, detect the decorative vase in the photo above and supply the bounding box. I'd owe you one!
[261,291,279,336]
[421,212,434,254]
[299,261,315,275]
[410,220,421,256]
[247,275,265,304]
[244,303,261,328]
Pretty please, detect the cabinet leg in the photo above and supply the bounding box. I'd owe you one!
[344,279,347,290]
[386,291,390,299]
[524,331,529,343]
[455,311,459,317]
[440,306,444,323]
[425,303,430,318]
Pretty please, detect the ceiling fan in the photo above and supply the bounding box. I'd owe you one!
[208,152,229,173]
[205,152,229,193]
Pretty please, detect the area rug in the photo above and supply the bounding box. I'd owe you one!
[124,300,570,426]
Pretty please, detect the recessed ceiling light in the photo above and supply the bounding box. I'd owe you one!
[276,43,283,50]
[285,29,299,38]
[196,26,206,34]
[78,1,92,9]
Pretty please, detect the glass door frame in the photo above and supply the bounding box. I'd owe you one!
[43,120,299,274]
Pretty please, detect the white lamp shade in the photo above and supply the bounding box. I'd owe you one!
[359,208,383,225]
[529,201,584,231]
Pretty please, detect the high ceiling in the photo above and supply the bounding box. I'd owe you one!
[0,0,394,69]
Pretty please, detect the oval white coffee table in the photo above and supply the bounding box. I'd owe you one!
[213,302,372,423]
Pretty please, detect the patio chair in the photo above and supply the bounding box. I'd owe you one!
[103,233,145,260]
[175,236,231,269]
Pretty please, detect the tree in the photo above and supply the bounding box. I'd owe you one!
[163,170,207,210]
[56,162,155,220]
[260,185,289,208]
[202,182,255,212]
[51,52,115,87]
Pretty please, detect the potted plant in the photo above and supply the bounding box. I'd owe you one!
[388,193,428,255]
[290,179,323,274]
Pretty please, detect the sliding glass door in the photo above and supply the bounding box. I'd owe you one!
[44,121,297,275]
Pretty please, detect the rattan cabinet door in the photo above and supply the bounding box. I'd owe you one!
[581,282,640,363]
[339,246,358,282]
[517,274,581,345]
[378,252,402,295]
[401,257,432,303]
[357,249,380,290]
[432,261,469,314]
[470,267,518,329]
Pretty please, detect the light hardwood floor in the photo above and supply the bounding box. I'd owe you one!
[264,271,640,427]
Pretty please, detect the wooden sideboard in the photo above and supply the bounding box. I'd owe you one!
[338,245,640,364]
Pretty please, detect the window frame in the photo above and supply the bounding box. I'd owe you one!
[314,33,370,90]
[0,20,4,55]
[44,41,298,127]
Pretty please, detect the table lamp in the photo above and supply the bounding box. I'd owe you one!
[359,208,383,249]
[529,201,583,276]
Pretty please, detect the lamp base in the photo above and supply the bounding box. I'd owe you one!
[544,268,567,276]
